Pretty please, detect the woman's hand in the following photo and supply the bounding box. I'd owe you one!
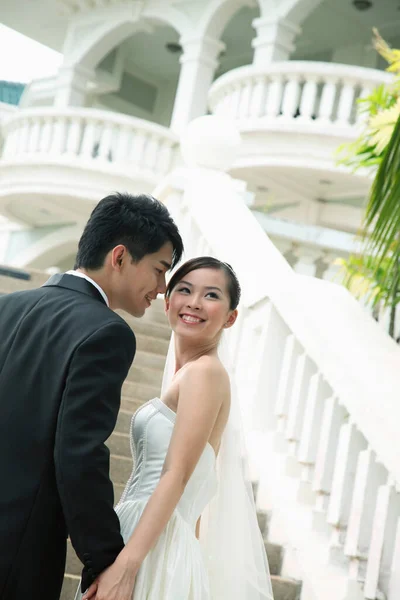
[82,552,139,600]
[82,580,98,600]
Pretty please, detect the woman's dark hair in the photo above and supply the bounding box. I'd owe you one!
[75,192,183,270]
[165,256,241,310]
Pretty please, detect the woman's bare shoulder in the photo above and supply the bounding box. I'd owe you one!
[183,355,230,392]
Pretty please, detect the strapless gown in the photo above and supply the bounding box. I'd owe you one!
[115,397,217,599]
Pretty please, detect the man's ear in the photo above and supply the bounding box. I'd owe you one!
[111,245,126,269]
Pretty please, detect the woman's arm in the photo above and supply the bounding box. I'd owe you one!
[123,357,229,564]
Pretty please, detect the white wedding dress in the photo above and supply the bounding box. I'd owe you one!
[116,397,216,599]
[74,392,273,600]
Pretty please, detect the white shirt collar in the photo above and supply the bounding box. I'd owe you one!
[66,270,109,307]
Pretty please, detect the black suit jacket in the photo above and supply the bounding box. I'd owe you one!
[0,274,135,599]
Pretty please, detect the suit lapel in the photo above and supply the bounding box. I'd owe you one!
[42,273,107,306]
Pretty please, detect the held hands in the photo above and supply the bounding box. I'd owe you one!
[82,552,139,600]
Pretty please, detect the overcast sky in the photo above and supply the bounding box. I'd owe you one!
[0,24,62,83]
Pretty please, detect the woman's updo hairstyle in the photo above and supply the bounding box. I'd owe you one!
[165,256,241,311]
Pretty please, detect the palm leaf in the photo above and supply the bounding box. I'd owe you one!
[365,112,400,288]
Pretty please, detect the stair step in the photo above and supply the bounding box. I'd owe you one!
[143,308,169,325]
[115,409,133,435]
[122,380,160,402]
[66,539,81,578]
[119,314,171,341]
[120,396,145,414]
[257,510,270,536]
[114,483,126,504]
[265,541,283,576]
[107,431,131,457]
[133,349,166,370]
[110,454,133,486]
[127,364,163,387]
[60,573,80,600]
[134,333,169,356]
[271,575,302,600]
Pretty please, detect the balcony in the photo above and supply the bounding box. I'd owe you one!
[209,61,392,215]
[0,107,179,226]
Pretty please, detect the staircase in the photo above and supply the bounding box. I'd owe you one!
[0,266,301,600]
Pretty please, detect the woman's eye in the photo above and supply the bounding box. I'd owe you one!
[206,292,219,299]
[177,287,190,293]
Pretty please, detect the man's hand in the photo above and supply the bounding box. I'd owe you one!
[82,552,139,600]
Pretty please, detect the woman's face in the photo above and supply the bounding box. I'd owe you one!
[165,268,237,344]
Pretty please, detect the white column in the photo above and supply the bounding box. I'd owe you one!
[252,17,300,64]
[170,36,225,134]
[54,64,94,107]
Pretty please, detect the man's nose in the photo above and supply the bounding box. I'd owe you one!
[157,274,167,294]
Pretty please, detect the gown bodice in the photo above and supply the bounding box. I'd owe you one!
[118,397,217,530]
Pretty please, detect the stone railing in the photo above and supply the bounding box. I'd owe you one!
[209,61,392,135]
[155,117,400,600]
[1,107,179,179]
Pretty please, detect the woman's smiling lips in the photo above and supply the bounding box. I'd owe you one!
[179,313,205,324]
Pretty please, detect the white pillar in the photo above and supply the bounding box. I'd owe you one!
[170,36,225,134]
[54,64,94,108]
[252,17,301,64]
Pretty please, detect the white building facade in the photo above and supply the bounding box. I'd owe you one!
[1,2,400,600]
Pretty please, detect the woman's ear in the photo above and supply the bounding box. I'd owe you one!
[224,309,238,329]
[164,297,170,315]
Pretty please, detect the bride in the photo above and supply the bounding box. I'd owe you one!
[81,256,273,600]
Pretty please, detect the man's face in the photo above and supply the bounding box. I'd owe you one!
[118,241,173,317]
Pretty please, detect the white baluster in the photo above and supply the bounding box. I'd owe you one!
[318,77,339,124]
[265,75,283,118]
[364,479,400,599]
[293,248,321,277]
[281,75,301,121]
[326,422,367,562]
[130,130,148,168]
[336,79,357,126]
[230,84,242,119]
[50,117,67,155]
[249,75,267,118]
[312,396,347,532]
[238,79,252,119]
[285,353,316,448]
[144,134,160,171]
[28,119,41,153]
[252,305,290,431]
[285,353,316,478]
[80,119,97,159]
[39,118,52,154]
[19,119,31,155]
[344,449,386,588]
[97,122,114,161]
[3,124,17,157]
[388,518,400,600]
[274,334,302,436]
[298,75,318,121]
[157,140,174,175]
[65,117,82,157]
[114,124,132,164]
[297,373,332,502]
[356,85,372,125]
[219,91,231,117]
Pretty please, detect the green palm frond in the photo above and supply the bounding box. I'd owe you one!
[365,113,400,288]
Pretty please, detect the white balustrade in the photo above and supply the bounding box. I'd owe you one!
[209,61,392,132]
[1,108,178,179]
[154,134,400,598]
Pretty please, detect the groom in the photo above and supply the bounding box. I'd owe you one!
[0,192,183,600]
